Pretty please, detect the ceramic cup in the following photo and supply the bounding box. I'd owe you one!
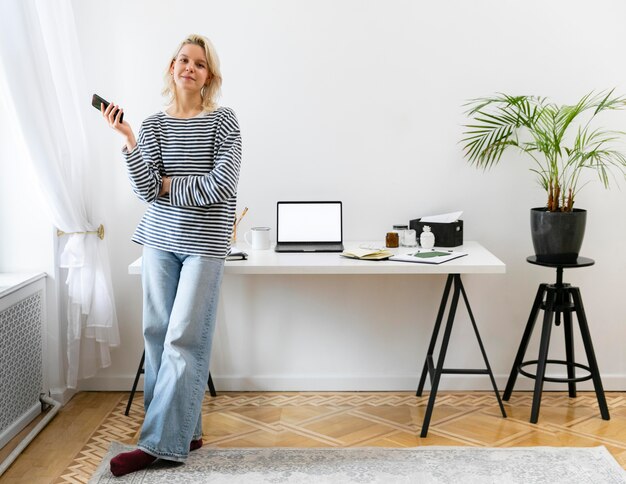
[244,226,271,250]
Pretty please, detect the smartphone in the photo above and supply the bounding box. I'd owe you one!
[91,93,124,123]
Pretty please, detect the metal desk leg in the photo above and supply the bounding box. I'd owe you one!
[418,274,506,437]
[125,351,146,416]
[420,276,461,437]
[459,280,506,418]
[125,350,217,417]
[208,372,217,397]
[417,275,454,397]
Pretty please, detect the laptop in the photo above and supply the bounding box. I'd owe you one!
[274,201,344,253]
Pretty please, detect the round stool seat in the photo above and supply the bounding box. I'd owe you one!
[526,256,594,269]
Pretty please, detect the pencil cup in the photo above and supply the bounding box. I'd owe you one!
[244,227,271,250]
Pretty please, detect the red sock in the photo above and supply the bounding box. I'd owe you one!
[190,438,203,451]
[110,449,157,477]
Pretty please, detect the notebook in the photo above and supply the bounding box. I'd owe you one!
[274,201,344,253]
[390,249,468,264]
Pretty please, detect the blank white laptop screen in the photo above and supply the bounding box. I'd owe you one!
[277,202,342,242]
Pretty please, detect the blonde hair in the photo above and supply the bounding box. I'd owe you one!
[162,34,222,112]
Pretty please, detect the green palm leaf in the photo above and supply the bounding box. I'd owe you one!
[461,89,626,211]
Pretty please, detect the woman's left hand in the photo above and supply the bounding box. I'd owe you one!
[159,176,171,196]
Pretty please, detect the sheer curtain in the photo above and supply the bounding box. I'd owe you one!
[0,0,119,388]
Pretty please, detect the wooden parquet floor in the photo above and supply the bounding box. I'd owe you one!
[4,391,626,483]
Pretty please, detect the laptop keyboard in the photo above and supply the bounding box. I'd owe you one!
[275,243,344,252]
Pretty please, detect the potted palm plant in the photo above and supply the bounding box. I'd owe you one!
[462,90,626,262]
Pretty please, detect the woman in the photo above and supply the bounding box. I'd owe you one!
[101,34,242,476]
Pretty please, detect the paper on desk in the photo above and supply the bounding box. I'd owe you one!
[226,246,248,261]
[419,211,463,223]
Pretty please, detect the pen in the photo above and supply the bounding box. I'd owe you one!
[232,207,249,243]
[237,207,248,225]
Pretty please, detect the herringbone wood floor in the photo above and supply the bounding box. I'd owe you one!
[2,391,626,483]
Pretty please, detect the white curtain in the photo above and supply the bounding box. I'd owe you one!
[0,0,119,387]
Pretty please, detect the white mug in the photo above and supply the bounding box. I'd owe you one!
[244,226,271,250]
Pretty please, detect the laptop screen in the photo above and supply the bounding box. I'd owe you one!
[277,201,342,243]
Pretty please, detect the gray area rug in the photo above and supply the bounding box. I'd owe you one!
[90,442,626,483]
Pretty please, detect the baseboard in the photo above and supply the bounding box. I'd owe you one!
[77,374,626,392]
[49,386,77,405]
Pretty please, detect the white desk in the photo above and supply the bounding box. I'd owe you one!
[128,241,506,436]
[129,241,505,275]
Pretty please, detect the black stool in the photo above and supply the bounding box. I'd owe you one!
[503,256,610,423]
[125,350,217,416]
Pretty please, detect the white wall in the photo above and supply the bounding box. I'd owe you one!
[73,0,626,391]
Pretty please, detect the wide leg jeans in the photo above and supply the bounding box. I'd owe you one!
[137,246,224,461]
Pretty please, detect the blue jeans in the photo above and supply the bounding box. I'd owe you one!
[137,246,224,461]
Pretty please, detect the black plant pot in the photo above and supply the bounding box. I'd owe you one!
[530,207,587,263]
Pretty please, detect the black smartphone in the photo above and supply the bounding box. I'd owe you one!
[91,93,124,123]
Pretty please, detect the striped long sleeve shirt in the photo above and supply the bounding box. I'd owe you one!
[123,106,242,258]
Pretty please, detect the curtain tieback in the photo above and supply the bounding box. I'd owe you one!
[57,224,105,240]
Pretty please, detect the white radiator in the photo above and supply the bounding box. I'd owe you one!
[0,273,46,450]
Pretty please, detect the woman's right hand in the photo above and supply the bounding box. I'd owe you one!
[101,102,137,151]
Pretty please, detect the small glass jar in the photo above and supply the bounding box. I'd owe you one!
[386,231,399,248]
[403,228,417,247]
[393,225,409,246]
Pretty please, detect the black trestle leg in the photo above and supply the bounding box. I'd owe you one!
[420,278,461,438]
[125,351,146,416]
[417,275,454,397]
[208,372,217,397]
[459,278,506,418]
[418,274,507,436]
[125,350,217,417]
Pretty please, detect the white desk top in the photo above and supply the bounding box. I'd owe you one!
[128,241,505,275]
